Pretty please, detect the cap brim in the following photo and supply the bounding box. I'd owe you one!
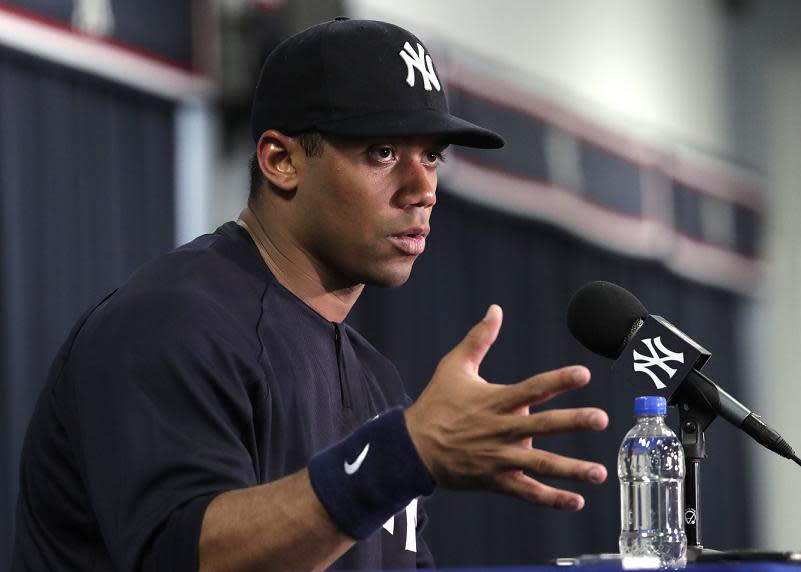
[312,109,504,149]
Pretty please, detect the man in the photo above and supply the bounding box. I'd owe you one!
[13,18,609,571]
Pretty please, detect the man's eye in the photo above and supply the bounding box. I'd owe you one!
[369,147,396,162]
[424,150,447,165]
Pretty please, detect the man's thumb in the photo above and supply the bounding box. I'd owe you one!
[455,304,503,373]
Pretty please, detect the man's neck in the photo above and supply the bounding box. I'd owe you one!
[237,206,363,323]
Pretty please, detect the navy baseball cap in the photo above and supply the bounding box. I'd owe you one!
[250,17,504,149]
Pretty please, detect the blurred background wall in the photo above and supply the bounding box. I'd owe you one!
[1,0,799,568]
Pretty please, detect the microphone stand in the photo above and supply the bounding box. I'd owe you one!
[669,383,720,561]
[670,379,801,565]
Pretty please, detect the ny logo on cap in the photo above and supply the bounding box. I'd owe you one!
[399,41,441,92]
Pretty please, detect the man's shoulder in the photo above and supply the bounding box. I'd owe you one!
[133,223,268,302]
[78,224,270,351]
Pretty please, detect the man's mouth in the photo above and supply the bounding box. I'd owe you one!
[388,227,429,255]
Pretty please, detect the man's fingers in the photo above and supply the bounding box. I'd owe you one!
[505,408,609,438]
[502,448,608,484]
[496,366,590,411]
[451,305,503,374]
[495,471,585,511]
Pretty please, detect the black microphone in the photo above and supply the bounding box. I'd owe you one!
[567,280,801,467]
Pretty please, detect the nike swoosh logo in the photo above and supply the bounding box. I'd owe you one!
[344,443,370,475]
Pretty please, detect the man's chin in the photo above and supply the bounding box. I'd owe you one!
[361,262,415,288]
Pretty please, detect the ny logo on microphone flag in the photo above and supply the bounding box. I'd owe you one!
[613,315,710,394]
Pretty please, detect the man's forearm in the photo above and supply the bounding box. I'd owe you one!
[198,469,354,572]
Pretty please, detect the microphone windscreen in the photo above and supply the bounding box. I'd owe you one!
[567,281,648,359]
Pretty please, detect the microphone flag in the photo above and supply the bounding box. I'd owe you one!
[612,315,711,395]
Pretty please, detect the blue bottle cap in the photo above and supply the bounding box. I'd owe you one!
[634,396,667,415]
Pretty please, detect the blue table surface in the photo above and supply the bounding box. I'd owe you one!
[432,565,799,572]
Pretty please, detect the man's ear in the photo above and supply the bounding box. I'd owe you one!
[256,130,301,192]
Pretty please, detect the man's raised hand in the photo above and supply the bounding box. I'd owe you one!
[404,304,609,510]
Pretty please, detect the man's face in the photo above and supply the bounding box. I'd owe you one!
[291,135,446,289]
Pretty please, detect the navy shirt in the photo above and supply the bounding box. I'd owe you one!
[13,222,434,571]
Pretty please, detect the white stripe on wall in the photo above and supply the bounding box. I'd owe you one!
[0,6,213,101]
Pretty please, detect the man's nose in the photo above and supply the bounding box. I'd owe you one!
[394,158,437,209]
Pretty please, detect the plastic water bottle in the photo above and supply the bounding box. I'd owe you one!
[618,396,687,569]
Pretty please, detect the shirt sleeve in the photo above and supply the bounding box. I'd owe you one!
[61,287,266,571]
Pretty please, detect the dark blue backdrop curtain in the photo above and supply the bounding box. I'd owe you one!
[0,47,175,566]
[350,189,752,566]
